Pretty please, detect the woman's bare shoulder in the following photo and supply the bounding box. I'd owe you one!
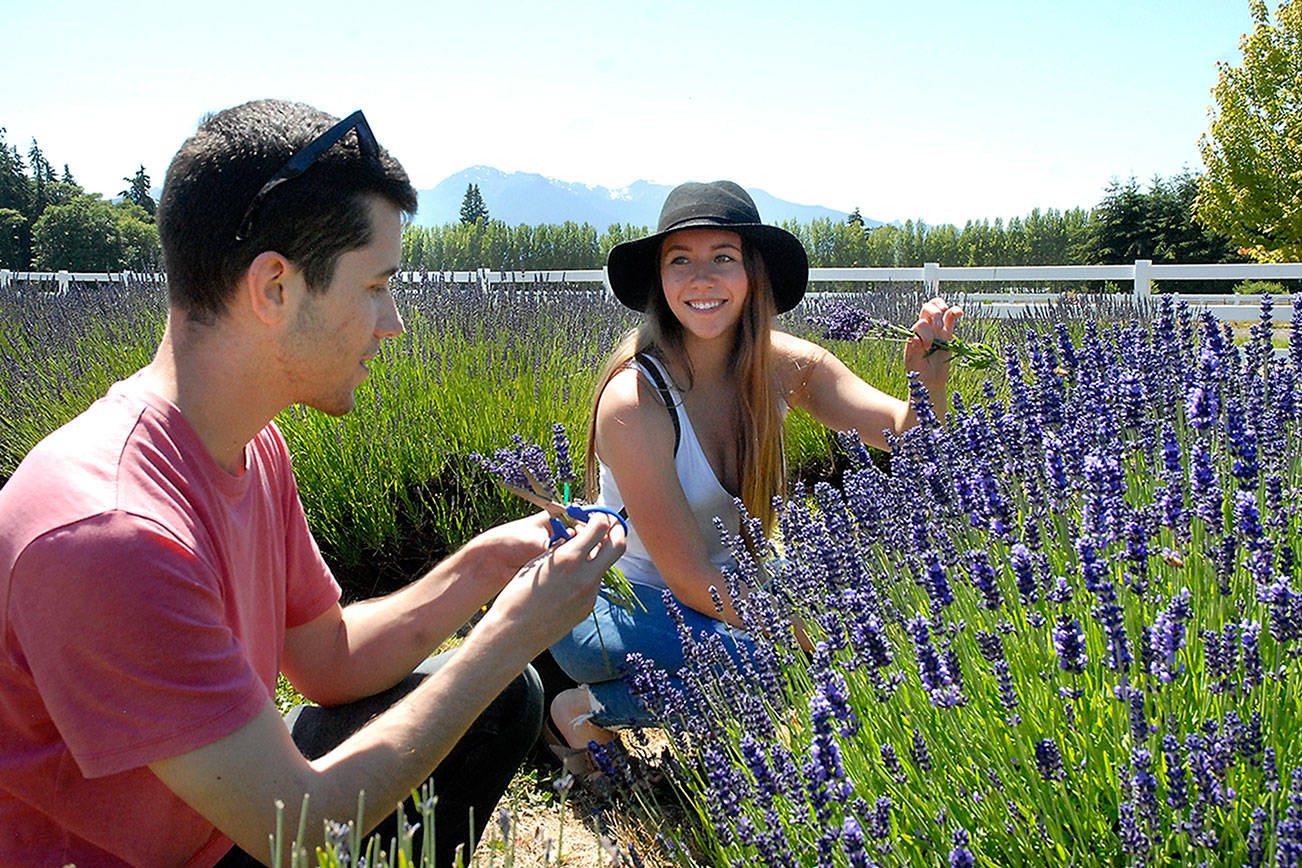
[594,365,677,449]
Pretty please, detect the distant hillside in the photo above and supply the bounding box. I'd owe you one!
[414,167,877,229]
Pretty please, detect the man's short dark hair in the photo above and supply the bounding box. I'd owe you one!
[157,100,418,323]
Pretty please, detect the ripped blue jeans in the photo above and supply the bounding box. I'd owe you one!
[548,583,757,727]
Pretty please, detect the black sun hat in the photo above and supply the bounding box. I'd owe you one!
[606,180,810,313]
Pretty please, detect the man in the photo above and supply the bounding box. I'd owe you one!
[0,100,624,867]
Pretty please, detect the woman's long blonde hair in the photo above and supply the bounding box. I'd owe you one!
[584,237,786,536]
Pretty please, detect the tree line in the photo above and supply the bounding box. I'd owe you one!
[0,128,160,271]
[401,172,1243,276]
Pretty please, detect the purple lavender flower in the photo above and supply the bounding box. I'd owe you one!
[880,743,907,783]
[1053,613,1088,674]
[1279,769,1302,867]
[909,615,963,708]
[871,796,892,841]
[1034,737,1065,781]
[1187,440,1223,534]
[1117,801,1150,859]
[921,550,955,608]
[1123,511,1152,593]
[907,370,940,430]
[1247,806,1267,868]
[910,729,933,774]
[1241,620,1264,689]
[808,304,873,341]
[550,422,577,484]
[1223,398,1260,492]
[700,747,743,845]
[1041,431,1070,501]
[815,660,861,739]
[1148,587,1192,683]
[805,690,854,819]
[1076,536,1114,602]
[738,734,779,803]
[948,829,974,868]
[966,549,1003,610]
[1048,575,1074,605]
[1162,734,1187,810]
[1234,489,1267,551]
[1009,543,1039,603]
[841,816,872,868]
[1257,575,1302,643]
[1292,293,1302,372]
[1131,747,1159,824]
[1082,449,1125,542]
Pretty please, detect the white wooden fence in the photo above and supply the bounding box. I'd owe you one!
[4,260,1302,321]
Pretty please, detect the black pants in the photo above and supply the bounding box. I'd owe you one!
[216,653,543,868]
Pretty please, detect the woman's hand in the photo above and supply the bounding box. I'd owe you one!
[905,297,963,395]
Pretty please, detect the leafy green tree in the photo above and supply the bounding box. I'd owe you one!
[0,129,31,266]
[119,165,155,219]
[114,201,160,269]
[0,208,26,268]
[1196,0,1302,261]
[459,183,488,225]
[32,196,124,271]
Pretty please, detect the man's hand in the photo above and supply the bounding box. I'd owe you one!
[476,512,626,656]
[463,509,555,593]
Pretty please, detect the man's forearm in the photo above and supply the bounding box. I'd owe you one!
[285,542,511,706]
[153,611,538,865]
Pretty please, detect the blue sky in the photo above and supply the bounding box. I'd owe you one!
[1,0,1258,226]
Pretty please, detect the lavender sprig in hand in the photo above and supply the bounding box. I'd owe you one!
[471,427,641,612]
[808,303,999,370]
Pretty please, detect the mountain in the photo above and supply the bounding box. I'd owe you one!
[413,167,880,229]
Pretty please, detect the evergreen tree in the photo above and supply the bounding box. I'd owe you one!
[120,165,155,219]
[26,139,55,222]
[459,183,488,224]
[847,207,864,227]
[1089,177,1150,263]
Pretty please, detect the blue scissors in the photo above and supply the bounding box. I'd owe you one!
[494,478,628,546]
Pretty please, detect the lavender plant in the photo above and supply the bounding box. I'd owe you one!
[807,303,1001,370]
[621,295,1302,867]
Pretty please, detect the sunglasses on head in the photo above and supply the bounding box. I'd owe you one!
[235,110,380,241]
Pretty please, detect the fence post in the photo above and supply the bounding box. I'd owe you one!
[0,269,9,290]
[923,262,940,296]
[1134,259,1152,297]
[56,270,71,294]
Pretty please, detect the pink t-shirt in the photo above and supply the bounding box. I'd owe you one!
[0,375,341,867]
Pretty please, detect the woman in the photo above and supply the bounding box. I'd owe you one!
[547,180,961,754]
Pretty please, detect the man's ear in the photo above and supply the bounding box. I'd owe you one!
[244,251,295,325]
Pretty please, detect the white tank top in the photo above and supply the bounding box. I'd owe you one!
[594,355,741,591]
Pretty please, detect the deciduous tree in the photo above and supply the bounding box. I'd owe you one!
[1196,0,1302,261]
[0,208,25,268]
[32,196,123,271]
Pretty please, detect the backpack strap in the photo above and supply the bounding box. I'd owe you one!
[634,351,681,456]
